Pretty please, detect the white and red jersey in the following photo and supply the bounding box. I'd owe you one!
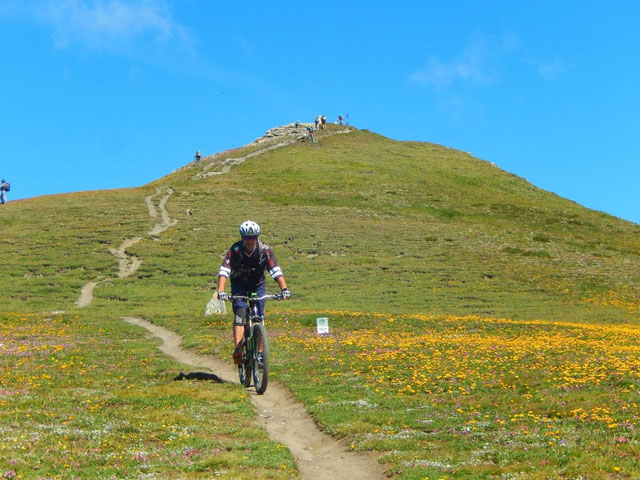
[218,240,283,288]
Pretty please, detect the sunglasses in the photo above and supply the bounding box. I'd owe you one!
[243,236,258,240]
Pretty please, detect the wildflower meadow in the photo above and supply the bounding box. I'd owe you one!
[197,309,640,479]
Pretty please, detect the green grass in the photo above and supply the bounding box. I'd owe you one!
[1,125,640,478]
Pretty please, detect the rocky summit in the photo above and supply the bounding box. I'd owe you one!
[253,122,312,144]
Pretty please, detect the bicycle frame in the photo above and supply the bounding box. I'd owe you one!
[231,293,282,336]
[227,293,282,394]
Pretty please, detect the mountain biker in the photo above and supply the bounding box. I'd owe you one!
[216,220,290,364]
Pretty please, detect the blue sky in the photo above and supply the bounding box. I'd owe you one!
[1,1,639,224]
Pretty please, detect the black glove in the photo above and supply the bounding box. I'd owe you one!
[281,288,291,300]
[217,292,228,301]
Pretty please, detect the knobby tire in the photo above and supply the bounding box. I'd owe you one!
[238,341,252,388]
[252,323,269,394]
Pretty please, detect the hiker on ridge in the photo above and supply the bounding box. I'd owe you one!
[194,150,202,163]
[0,179,9,204]
[216,220,291,364]
[306,125,315,142]
[321,115,327,130]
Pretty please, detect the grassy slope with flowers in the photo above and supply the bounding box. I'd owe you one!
[1,124,640,478]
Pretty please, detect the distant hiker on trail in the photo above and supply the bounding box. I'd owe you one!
[216,220,290,364]
[338,114,344,125]
[314,116,320,130]
[295,120,300,128]
[0,179,9,204]
[194,150,201,163]
[321,115,327,130]
[306,125,315,142]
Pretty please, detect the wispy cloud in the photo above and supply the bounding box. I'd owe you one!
[3,0,193,52]
[409,32,516,90]
[410,47,494,89]
[530,57,566,81]
[410,31,566,91]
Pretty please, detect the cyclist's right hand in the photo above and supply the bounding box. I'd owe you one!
[217,292,228,301]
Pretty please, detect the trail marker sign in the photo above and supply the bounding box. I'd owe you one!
[316,317,329,335]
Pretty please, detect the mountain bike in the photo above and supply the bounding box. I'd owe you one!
[227,293,283,394]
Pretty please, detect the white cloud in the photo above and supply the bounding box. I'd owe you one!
[5,0,192,52]
[410,31,567,91]
[409,32,517,90]
[409,54,494,90]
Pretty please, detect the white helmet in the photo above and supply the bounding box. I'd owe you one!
[239,220,260,237]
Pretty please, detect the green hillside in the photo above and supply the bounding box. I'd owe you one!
[2,125,640,478]
[4,125,639,321]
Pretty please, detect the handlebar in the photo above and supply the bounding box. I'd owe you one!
[226,294,284,302]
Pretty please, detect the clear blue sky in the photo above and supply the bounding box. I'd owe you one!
[1,1,639,224]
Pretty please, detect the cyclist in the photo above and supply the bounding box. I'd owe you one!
[217,220,290,364]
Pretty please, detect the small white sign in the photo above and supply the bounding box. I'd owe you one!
[316,317,329,335]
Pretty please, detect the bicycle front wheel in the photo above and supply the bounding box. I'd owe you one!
[252,323,269,394]
[238,342,252,388]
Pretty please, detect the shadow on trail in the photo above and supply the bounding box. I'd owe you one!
[173,371,229,383]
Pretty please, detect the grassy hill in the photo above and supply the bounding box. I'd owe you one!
[4,125,639,321]
[2,125,640,478]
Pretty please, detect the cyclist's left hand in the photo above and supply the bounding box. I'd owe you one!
[281,288,291,300]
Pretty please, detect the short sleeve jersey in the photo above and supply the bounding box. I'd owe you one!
[218,240,283,288]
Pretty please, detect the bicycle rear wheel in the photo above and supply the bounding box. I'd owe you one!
[252,323,269,394]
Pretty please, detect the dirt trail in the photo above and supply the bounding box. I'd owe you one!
[191,128,354,181]
[109,237,143,278]
[122,317,386,480]
[192,141,292,180]
[76,282,99,308]
[76,187,176,307]
[148,189,178,235]
[77,138,385,478]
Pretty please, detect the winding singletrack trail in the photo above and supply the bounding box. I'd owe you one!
[76,187,176,307]
[192,141,292,180]
[190,126,354,181]
[122,317,386,480]
[77,136,385,478]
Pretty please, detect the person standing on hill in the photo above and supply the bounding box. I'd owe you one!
[194,150,201,163]
[0,179,9,204]
[216,220,291,364]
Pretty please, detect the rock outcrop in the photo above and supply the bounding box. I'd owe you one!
[253,122,313,144]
